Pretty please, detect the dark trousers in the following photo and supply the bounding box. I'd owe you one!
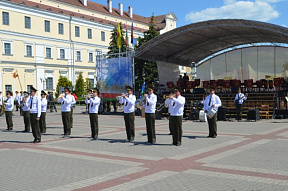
[5,111,13,129]
[62,112,71,135]
[23,110,31,131]
[170,116,183,145]
[145,113,156,143]
[30,113,41,141]
[236,104,243,120]
[89,113,98,138]
[15,102,19,111]
[70,107,74,128]
[207,112,217,137]
[19,105,23,116]
[124,112,135,141]
[39,112,46,133]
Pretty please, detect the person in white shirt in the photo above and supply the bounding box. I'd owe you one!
[143,85,157,144]
[204,86,222,138]
[40,91,48,133]
[85,88,101,139]
[119,86,136,142]
[22,91,31,132]
[15,91,20,112]
[166,87,185,146]
[58,87,73,136]
[165,95,173,135]
[19,91,24,116]
[4,91,14,130]
[0,91,3,116]
[234,88,247,121]
[23,86,41,143]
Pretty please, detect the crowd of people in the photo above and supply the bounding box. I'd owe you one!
[0,84,247,146]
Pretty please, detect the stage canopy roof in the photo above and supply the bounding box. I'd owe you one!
[135,19,288,66]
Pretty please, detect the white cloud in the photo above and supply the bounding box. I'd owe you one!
[256,0,288,2]
[185,1,279,23]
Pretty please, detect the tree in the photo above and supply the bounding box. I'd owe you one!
[108,22,127,55]
[134,15,159,92]
[85,78,93,92]
[55,76,72,97]
[74,72,85,97]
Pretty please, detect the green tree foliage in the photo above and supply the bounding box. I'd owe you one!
[85,78,93,93]
[135,15,159,92]
[55,75,72,97]
[74,72,85,97]
[108,22,127,55]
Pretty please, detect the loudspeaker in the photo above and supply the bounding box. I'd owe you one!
[247,109,260,121]
[217,106,227,121]
[189,109,199,120]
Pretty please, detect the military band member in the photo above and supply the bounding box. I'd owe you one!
[119,86,136,142]
[0,91,3,116]
[143,85,157,144]
[15,91,20,112]
[85,88,101,139]
[19,91,24,116]
[204,86,222,138]
[165,95,172,135]
[70,91,76,128]
[166,87,185,146]
[4,91,14,130]
[22,91,31,132]
[24,87,41,143]
[58,87,73,136]
[40,91,48,133]
[234,88,247,121]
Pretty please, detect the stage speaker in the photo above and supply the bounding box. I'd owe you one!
[247,109,260,121]
[193,88,205,94]
[189,109,199,120]
[217,106,227,121]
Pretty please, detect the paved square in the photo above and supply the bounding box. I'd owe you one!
[1,106,288,191]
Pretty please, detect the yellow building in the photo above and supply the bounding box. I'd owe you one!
[0,0,177,95]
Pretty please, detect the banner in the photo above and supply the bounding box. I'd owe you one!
[97,56,132,100]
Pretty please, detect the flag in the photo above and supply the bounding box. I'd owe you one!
[13,71,19,78]
[131,20,136,45]
[117,23,122,48]
[125,24,128,47]
[139,81,145,99]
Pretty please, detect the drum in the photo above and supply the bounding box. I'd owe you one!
[199,110,207,122]
[207,108,217,119]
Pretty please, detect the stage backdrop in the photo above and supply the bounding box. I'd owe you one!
[97,56,132,100]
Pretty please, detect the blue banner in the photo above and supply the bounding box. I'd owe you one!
[97,56,132,98]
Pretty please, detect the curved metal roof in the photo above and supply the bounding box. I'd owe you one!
[135,19,288,66]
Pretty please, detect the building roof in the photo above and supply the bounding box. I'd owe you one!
[6,0,167,32]
[135,19,288,66]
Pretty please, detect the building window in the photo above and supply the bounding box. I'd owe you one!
[89,79,94,86]
[101,31,105,41]
[5,85,12,92]
[45,20,50,32]
[2,12,9,25]
[75,26,80,37]
[26,45,32,57]
[27,85,32,93]
[25,16,31,29]
[4,43,11,55]
[76,51,81,61]
[60,49,65,59]
[58,23,64,34]
[89,52,93,62]
[46,77,53,90]
[46,47,52,58]
[88,28,92,39]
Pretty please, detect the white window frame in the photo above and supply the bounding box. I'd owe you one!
[76,50,82,61]
[25,44,33,57]
[88,52,94,62]
[101,31,105,41]
[45,46,53,59]
[2,40,13,55]
[57,48,67,60]
[45,20,50,32]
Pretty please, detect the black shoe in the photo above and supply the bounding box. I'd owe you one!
[22,130,29,132]
[168,133,172,135]
[212,135,217,138]
[176,143,181,146]
[207,135,213,138]
[7,128,13,131]
[33,140,41,143]
[130,137,134,141]
[125,139,130,142]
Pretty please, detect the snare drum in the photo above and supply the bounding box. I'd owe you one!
[207,108,217,119]
[199,110,207,122]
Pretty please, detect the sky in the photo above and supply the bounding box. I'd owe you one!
[92,0,288,28]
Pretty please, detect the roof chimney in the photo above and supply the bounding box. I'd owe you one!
[118,3,123,16]
[82,0,87,6]
[107,0,112,13]
[128,6,133,18]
